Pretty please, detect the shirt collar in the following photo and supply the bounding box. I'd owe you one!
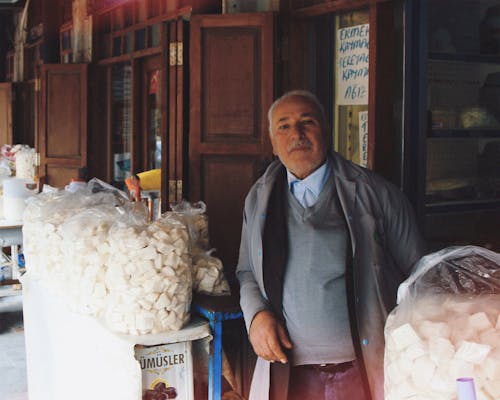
[286,158,331,197]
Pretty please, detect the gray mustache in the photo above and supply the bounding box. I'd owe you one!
[287,139,312,152]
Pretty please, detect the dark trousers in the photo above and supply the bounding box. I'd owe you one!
[287,361,368,400]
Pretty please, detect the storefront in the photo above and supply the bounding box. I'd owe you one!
[0,0,499,398]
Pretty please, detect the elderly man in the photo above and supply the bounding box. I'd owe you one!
[236,90,425,400]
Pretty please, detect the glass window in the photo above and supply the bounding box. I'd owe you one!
[135,28,146,51]
[111,62,132,188]
[333,10,370,167]
[112,36,122,57]
[149,24,160,48]
[147,69,161,170]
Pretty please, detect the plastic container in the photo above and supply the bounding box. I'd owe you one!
[65,179,87,193]
[3,178,36,221]
[457,377,477,400]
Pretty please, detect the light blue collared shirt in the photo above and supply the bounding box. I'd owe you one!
[287,159,331,208]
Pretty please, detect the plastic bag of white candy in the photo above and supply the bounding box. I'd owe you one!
[169,199,231,296]
[192,249,230,296]
[384,245,500,400]
[23,179,193,335]
[170,199,210,250]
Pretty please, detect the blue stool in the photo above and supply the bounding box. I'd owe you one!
[191,293,243,400]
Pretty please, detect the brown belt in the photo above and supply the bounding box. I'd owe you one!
[299,361,354,374]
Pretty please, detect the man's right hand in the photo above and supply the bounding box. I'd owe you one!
[248,310,293,364]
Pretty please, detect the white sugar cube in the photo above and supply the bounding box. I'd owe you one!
[396,379,419,398]
[429,337,455,364]
[451,318,477,344]
[411,356,436,388]
[479,329,500,349]
[476,387,494,400]
[390,323,422,352]
[136,311,155,331]
[154,293,171,310]
[386,361,407,384]
[396,355,414,380]
[455,341,492,364]
[418,320,451,340]
[482,357,500,381]
[469,312,493,332]
[449,358,474,379]
[429,371,455,396]
[484,379,500,399]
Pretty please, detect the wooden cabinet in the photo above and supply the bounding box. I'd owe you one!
[189,12,275,284]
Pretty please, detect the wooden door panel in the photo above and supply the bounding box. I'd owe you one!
[201,155,262,274]
[44,165,81,188]
[40,64,87,187]
[189,13,274,282]
[0,83,12,145]
[202,28,262,141]
[46,72,83,158]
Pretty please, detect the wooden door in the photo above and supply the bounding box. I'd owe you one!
[164,18,188,209]
[0,83,12,145]
[39,64,87,188]
[189,13,275,283]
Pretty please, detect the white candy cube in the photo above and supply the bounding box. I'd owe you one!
[469,312,493,332]
[482,357,500,381]
[455,341,492,364]
[411,356,436,388]
[418,320,451,340]
[484,379,500,399]
[390,323,422,351]
[429,337,455,364]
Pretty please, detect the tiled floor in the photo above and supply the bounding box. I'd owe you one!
[0,293,28,400]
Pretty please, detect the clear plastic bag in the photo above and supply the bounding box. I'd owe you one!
[191,249,230,296]
[170,199,210,250]
[23,179,193,335]
[384,246,500,400]
[169,199,230,296]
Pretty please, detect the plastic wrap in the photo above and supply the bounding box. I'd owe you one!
[384,246,500,400]
[191,249,230,295]
[23,179,193,335]
[170,199,230,296]
[170,200,210,250]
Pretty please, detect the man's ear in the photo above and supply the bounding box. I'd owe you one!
[323,126,333,148]
[269,132,278,155]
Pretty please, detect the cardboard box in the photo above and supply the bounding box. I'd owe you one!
[136,341,194,400]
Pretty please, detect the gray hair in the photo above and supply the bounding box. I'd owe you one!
[267,90,326,135]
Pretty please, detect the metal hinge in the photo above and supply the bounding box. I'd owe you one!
[169,42,183,66]
[34,78,41,92]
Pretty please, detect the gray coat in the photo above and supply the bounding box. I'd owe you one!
[236,154,426,400]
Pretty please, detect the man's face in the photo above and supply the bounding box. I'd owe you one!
[270,95,329,179]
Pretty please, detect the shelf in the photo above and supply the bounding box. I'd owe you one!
[429,129,500,138]
[429,52,500,65]
[425,199,500,214]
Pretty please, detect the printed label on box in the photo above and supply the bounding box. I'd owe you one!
[136,341,193,400]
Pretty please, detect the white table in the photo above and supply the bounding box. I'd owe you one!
[22,275,212,400]
[0,219,23,294]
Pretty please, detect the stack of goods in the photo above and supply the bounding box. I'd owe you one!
[171,200,230,296]
[23,179,192,335]
[0,144,35,178]
[384,246,500,400]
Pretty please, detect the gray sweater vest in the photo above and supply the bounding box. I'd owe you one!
[282,175,356,366]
